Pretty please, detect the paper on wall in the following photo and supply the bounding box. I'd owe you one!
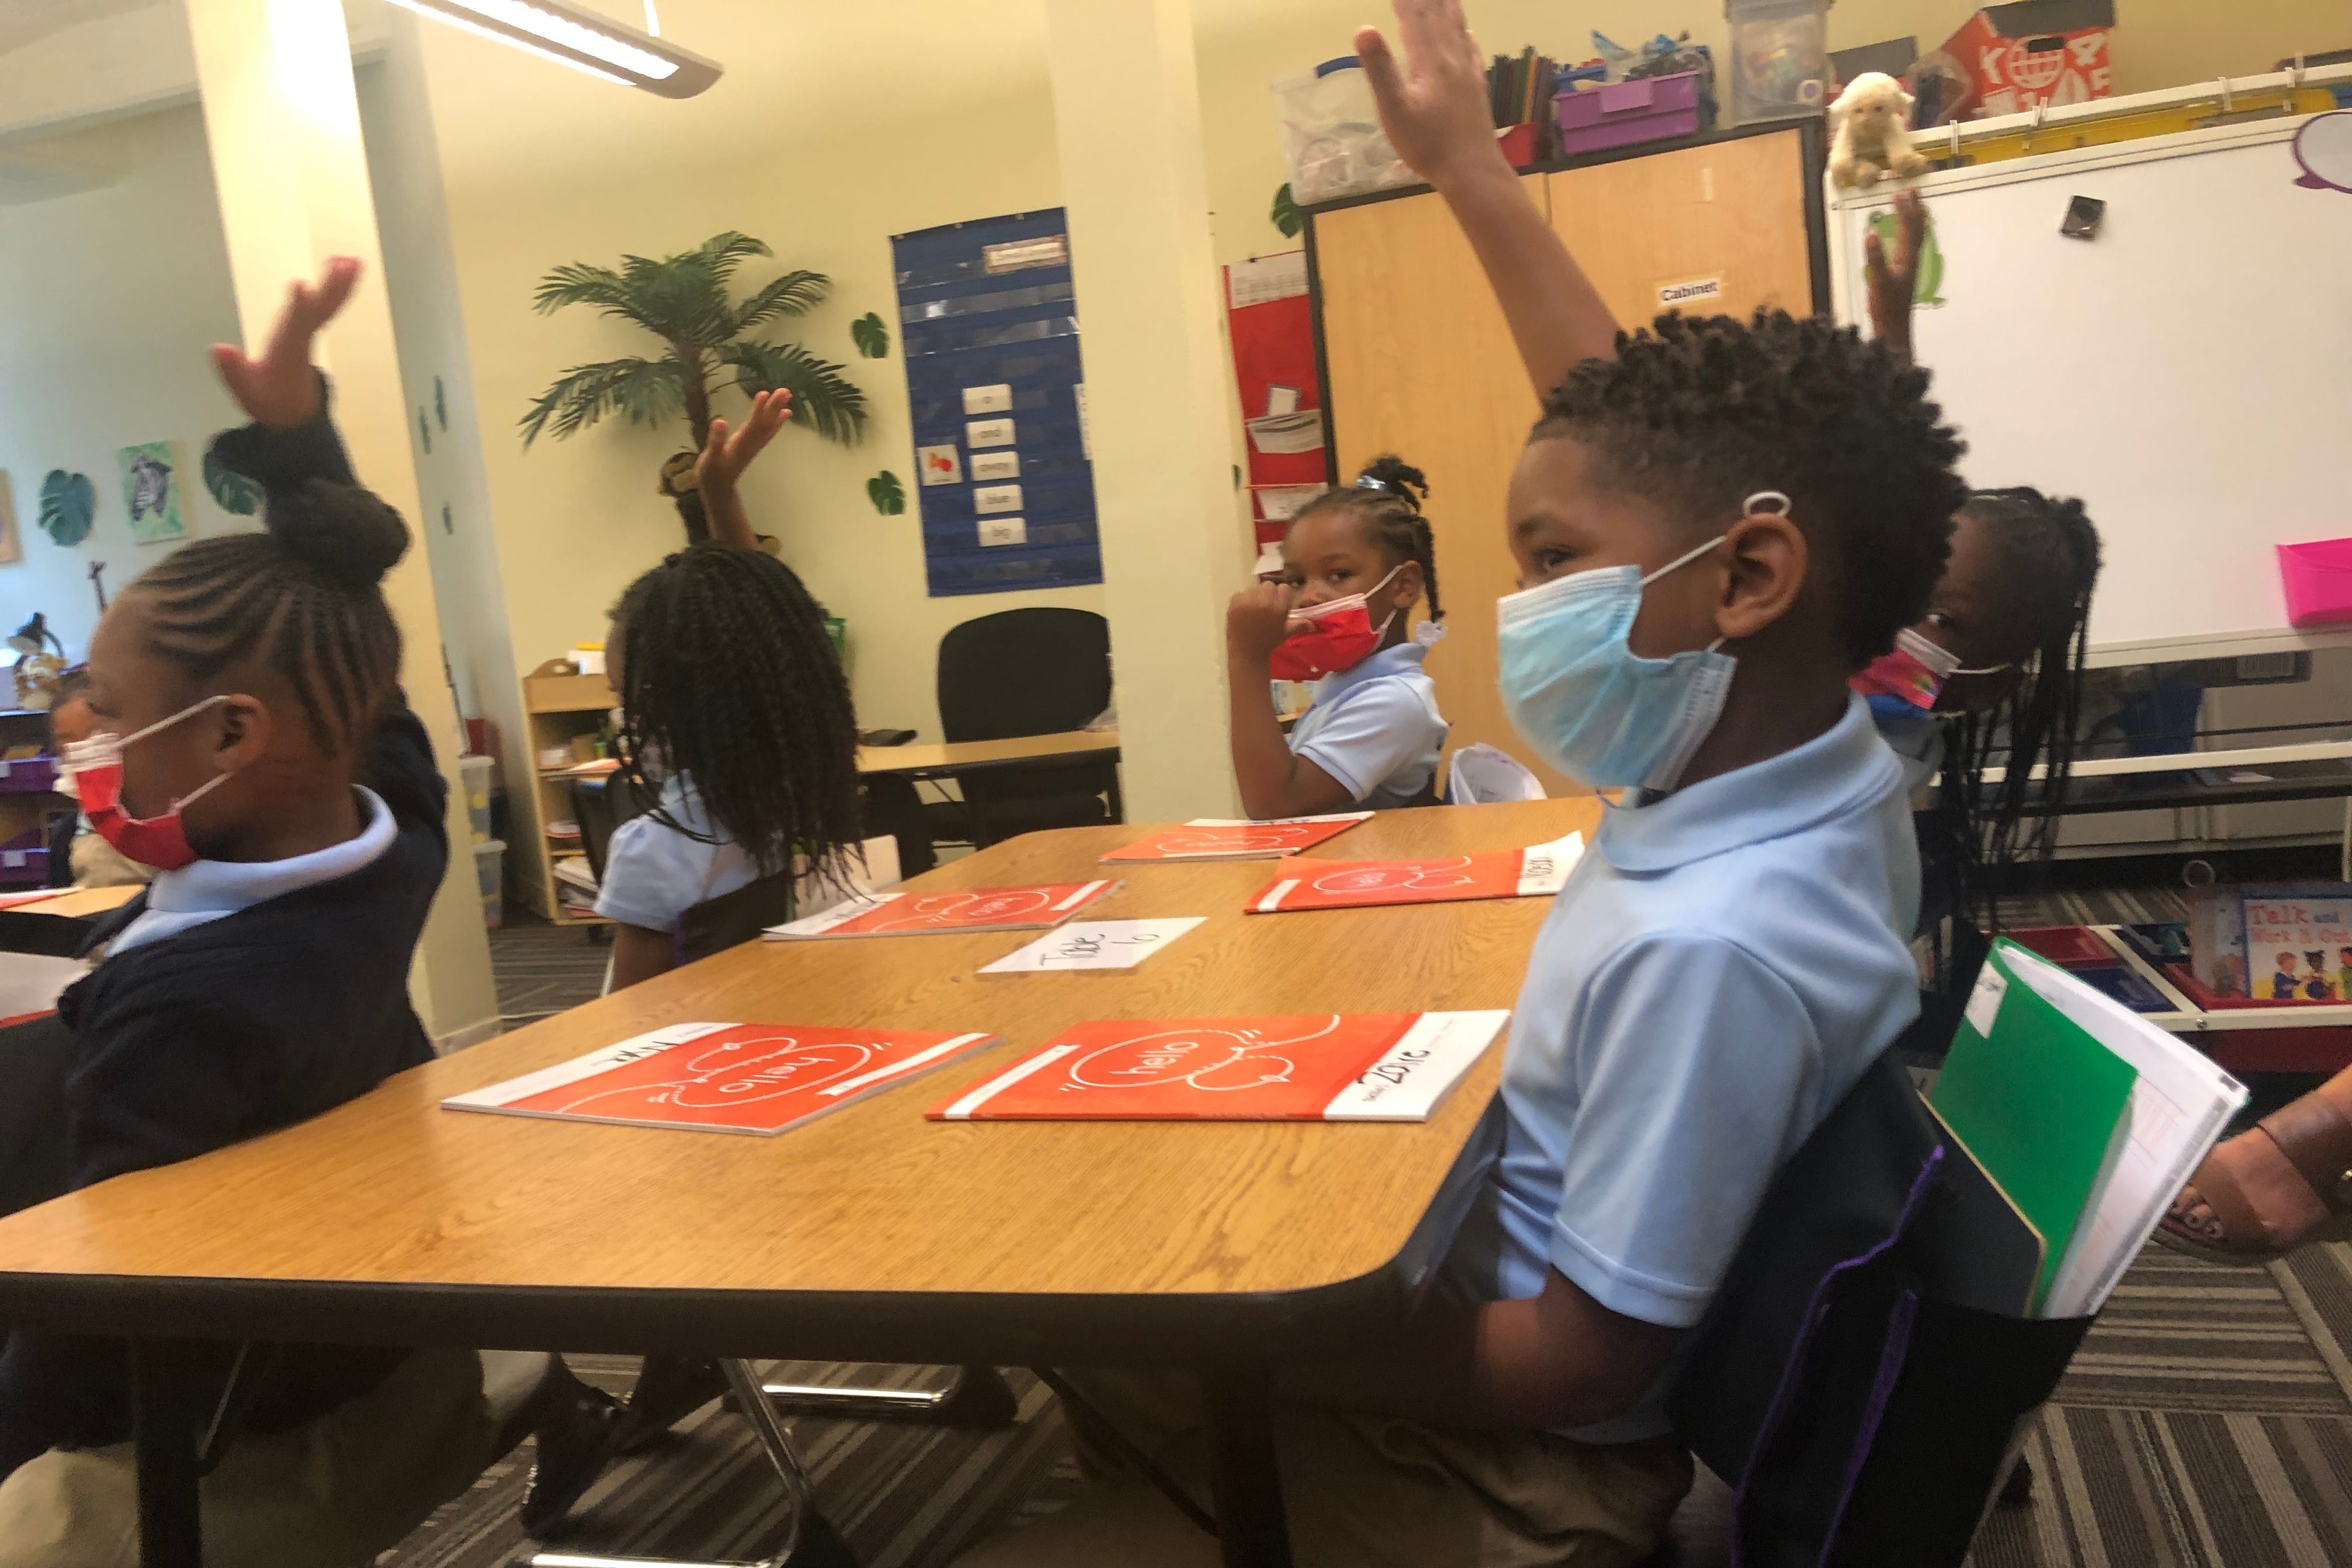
[979,517,1027,547]
[967,418,1016,449]
[1227,251,1309,310]
[1245,410,1324,456]
[962,384,1014,415]
[1253,484,1326,522]
[917,444,963,486]
[974,484,1023,515]
[970,450,1020,482]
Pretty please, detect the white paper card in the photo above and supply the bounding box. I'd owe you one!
[1964,964,2007,1039]
[974,484,1023,515]
[1245,410,1324,455]
[962,383,1014,415]
[916,444,962,486]
[967,418,1016,449]
[1262,383,1301,417]
[1253,484,1326,522]
[1227,251,1308,309]
[970,450,1020,481]
[978,516,1027,547]
[981,918,1206,974]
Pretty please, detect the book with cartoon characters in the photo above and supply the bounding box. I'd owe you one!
[2241,885,2352,1003]
[766,881,1116,940]
[1099,814,1373,863]
[443,1022,997,1135]
[1245,834,1583,914]
[926,1011,1509,1122]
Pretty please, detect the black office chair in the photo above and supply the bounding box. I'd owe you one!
[925,607,1118,850]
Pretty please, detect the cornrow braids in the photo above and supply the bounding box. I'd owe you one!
[610,544,865,881]
[1291,453,1444,621]
[1930,488,2102,929]
[1536,309,1968,669]
[127,478,407,756]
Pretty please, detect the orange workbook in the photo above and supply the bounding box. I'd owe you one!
[1100,813,1373,863]
[1245,833,1583,914]
[765,880,1115,939]
[443,1021,995,1135]
[928,1010,1508,1122]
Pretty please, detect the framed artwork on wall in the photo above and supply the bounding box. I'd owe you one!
[116,440,190,546]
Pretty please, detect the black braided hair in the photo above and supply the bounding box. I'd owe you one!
[1927,488,2102,929]
[1288,453,1443,621]
[610,544,864,880]
[125,478,407,756]
[1535,309,1968,669]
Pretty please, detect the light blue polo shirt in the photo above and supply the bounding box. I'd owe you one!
[593,772,758,934]
[1287,642,1448,808]
[1443,692,1922,1440]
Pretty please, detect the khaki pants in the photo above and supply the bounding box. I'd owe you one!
[0,1348,498,1568]
[957,1370,1693,1568]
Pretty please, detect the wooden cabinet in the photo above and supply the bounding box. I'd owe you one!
[1311,124,1825,794]
[522,659,615,925]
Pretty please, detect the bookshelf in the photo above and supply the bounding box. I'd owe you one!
[521,659,616,926]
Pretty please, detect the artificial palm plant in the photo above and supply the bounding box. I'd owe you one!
[521,232,868,540]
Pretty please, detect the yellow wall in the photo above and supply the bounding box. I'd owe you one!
[404,0,2349,751]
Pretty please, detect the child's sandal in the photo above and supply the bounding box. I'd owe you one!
[2157,1092,2352,1266]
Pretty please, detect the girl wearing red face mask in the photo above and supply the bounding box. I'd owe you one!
[1224,454,1450,818]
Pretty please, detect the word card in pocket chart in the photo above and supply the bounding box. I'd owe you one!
[1100,813,1373,863]
[979,918,1207,975]
[929,1010,1509,1122]
[1247,834,1583,914]
[765,881,1116,940]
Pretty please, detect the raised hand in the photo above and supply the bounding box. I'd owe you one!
[1356,0,1504,188]
[209,256,362,429]
[695,388,793,499]
[1864,189,1928,366]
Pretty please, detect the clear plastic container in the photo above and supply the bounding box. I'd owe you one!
[1272,57,1412,206]
[474,838,506,929]
[459,752,495,844]
[1726,0,1829,125]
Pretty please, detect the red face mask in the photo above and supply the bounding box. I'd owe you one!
[1267,565,1404,682]
[60,696,230,872]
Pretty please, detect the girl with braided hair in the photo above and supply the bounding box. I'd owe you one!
[1224,453,1450,817]
[592,389,867,991]
[0,260,509,1560]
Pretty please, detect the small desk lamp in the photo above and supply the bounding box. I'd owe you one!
[8,614,62,660]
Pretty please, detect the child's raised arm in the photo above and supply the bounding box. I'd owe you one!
[1358,0,1619,393]
[694,388,793,552]
[1864,190,1929,369]
[209,256,362,432]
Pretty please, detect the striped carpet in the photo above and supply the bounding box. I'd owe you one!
[412,872,2352,1567]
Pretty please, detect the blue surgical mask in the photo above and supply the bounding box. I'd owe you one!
[1497,493,1788,792]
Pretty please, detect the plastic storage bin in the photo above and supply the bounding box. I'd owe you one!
[2278,537,2352,628]
[0,755,58,793]
[1726,0,1829,124]
[458,752,495,844]
[1272,56,1411,206]
[0,830,47,887]
[1555,72,1705,156]
[474,838,506,929]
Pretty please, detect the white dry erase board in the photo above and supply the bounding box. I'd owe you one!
[1828,117,2352,665]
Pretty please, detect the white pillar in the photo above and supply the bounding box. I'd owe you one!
[1046,0,1248,822]
[184,0,502,1049]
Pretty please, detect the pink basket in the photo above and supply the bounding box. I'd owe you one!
[2278,537,2352,627]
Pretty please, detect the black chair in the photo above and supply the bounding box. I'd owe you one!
[925,608,1118,850]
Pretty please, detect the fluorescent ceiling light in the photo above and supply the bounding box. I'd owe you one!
[387,0,722,97]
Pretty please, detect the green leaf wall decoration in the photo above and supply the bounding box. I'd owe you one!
[850,312,890,359]
[1271,183,1303,239]
[866,471,905,515]
[38,470,95,546]
[202,450,264,516]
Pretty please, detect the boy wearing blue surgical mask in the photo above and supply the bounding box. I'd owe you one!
[952,4,1968,1563]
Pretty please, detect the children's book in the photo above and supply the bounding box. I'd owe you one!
[2240,883,2352,1003]
[765,881,1115,940]
[1100,813,1373,863]
[443,1021,996,1136]
[2186,884,2248,996]
[1246,834,1583,914]
[928,1010,1508,1122]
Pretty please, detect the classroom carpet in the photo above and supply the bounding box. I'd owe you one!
[426,869,2352,1567]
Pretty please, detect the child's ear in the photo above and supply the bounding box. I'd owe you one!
[1711,513,1808,643]
[211,695,274,774]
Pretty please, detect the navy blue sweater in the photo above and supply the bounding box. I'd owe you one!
[0,399,447,1481]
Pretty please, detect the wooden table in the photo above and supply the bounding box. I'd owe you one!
[855,727,1119,777]
[5,883,142,919]
[0,798,1595,1568]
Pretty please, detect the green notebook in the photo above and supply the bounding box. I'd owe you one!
[1928,940,2139,1313]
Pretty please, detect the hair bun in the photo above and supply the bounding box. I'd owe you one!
[267,477,410,589]
[1356,453,1429,508]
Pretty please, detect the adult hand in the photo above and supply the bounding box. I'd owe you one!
[1227,580,1299,666]
[208,256,362,429]
[1864,189,1927,363]
[696,388,793,498]
[1357,0,1505,189]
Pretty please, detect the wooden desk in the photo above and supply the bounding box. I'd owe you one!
[6,883,141,919]
[0,798,1594,1568]
[855,727,1118,777]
